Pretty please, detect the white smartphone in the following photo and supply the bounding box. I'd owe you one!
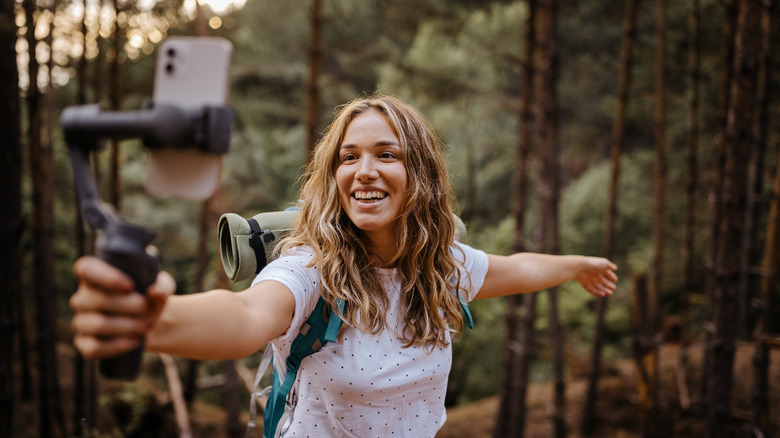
[146,37,233,200]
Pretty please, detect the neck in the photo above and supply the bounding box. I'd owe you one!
[363,230,398,268]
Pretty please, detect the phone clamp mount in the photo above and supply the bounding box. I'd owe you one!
[62,102,233,380]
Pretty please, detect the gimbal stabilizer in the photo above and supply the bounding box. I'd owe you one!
[63,102,233,380]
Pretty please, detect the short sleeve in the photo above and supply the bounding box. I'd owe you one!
[451,241,489,302]
[250,246,321,346]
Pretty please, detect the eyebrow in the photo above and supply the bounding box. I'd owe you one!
[339,140,401,149]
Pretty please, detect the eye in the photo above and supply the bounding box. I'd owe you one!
[378,151,399,160]
[340,153,358,163]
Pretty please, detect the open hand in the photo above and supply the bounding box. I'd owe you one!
[575,257,618,298]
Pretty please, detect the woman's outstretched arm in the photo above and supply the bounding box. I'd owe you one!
[71,256,295,361]
[476,253,618,300]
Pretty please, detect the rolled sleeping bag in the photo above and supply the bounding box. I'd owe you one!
[218,210,468,283]
[218,210,298,283]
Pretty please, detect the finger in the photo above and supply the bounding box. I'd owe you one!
[73,334,141,359]
[72,311,150,338]
[70,287,149,316]
[594,285,612,298]
[74,256,134,294]
[596,278,616,295]
[588,277,614,297]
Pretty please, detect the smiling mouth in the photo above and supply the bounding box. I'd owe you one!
[353,191,387,203]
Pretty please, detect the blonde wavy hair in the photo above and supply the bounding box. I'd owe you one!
[279,94,468,349]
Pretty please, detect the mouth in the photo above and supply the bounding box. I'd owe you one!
[352,190,387,203]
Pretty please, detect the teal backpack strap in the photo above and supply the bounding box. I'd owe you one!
[324,298,345,342]
[261,297,343,438]
[449,245,474,330]
[460,299,473,330]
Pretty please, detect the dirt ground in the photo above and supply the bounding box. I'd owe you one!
[438,343,780,438]
[13,341,780,437]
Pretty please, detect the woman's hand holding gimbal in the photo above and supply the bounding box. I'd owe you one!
[70,256,175,359]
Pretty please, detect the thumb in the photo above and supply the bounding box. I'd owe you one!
[148,270,176,297]
[146,271,176,326]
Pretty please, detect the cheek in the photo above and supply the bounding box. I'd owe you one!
[397,167,409,193]
[335,168,354,210]
[335,167,349,194]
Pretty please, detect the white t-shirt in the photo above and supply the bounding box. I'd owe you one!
[251,241,489,437]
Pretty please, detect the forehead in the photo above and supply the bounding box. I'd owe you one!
[341,108,399,145]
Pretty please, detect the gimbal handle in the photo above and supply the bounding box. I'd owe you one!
[63,102,232,380]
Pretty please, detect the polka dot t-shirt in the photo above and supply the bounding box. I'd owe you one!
[251,241,489,438]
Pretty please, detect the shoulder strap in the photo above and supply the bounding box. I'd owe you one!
[449,245,474,330]
[460,299,474,330]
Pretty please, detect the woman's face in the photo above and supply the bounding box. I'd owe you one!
[336,108,408,245]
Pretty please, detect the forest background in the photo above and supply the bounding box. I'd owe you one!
[1,0,779,437]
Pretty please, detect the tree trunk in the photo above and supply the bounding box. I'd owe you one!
[513,293,537,438]
[701,0,738,405]
[44,9,66,434]
[72,4,90,437]
[678,0,700,413]
[739,0,773,338]
[751,125,779,438]
[751,5,777,427]
[631,274,659,435]
[0,0,22,435]
[706,1,762,436]
[582,0,638,434]
[87,3,104,431]
[25,1,64,436]
[495,294,519,438]
[495,2,534,436]
[224,360,242,438]
[651,0,666,333]
[305,0,323,159]
[646,0,667,433]
[536,1,564,436]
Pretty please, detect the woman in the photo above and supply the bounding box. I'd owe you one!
[71,94,618,437]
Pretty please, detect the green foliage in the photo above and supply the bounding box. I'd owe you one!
[560,150,654,263]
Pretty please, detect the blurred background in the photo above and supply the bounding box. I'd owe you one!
[0,0,778,437]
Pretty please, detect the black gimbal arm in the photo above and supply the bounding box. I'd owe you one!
[62,102,232,380]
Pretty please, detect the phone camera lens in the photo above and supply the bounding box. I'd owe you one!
[165,63,174,73]
[167,48,176,57]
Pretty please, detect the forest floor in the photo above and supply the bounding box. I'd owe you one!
[438,342,780,438]
[13,341,780,437]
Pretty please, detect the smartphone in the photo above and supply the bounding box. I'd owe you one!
[146,37,233,200]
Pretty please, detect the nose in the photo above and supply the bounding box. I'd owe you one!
[355,155,378,181]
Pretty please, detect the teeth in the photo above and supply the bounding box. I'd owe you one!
[354,191,386,200]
